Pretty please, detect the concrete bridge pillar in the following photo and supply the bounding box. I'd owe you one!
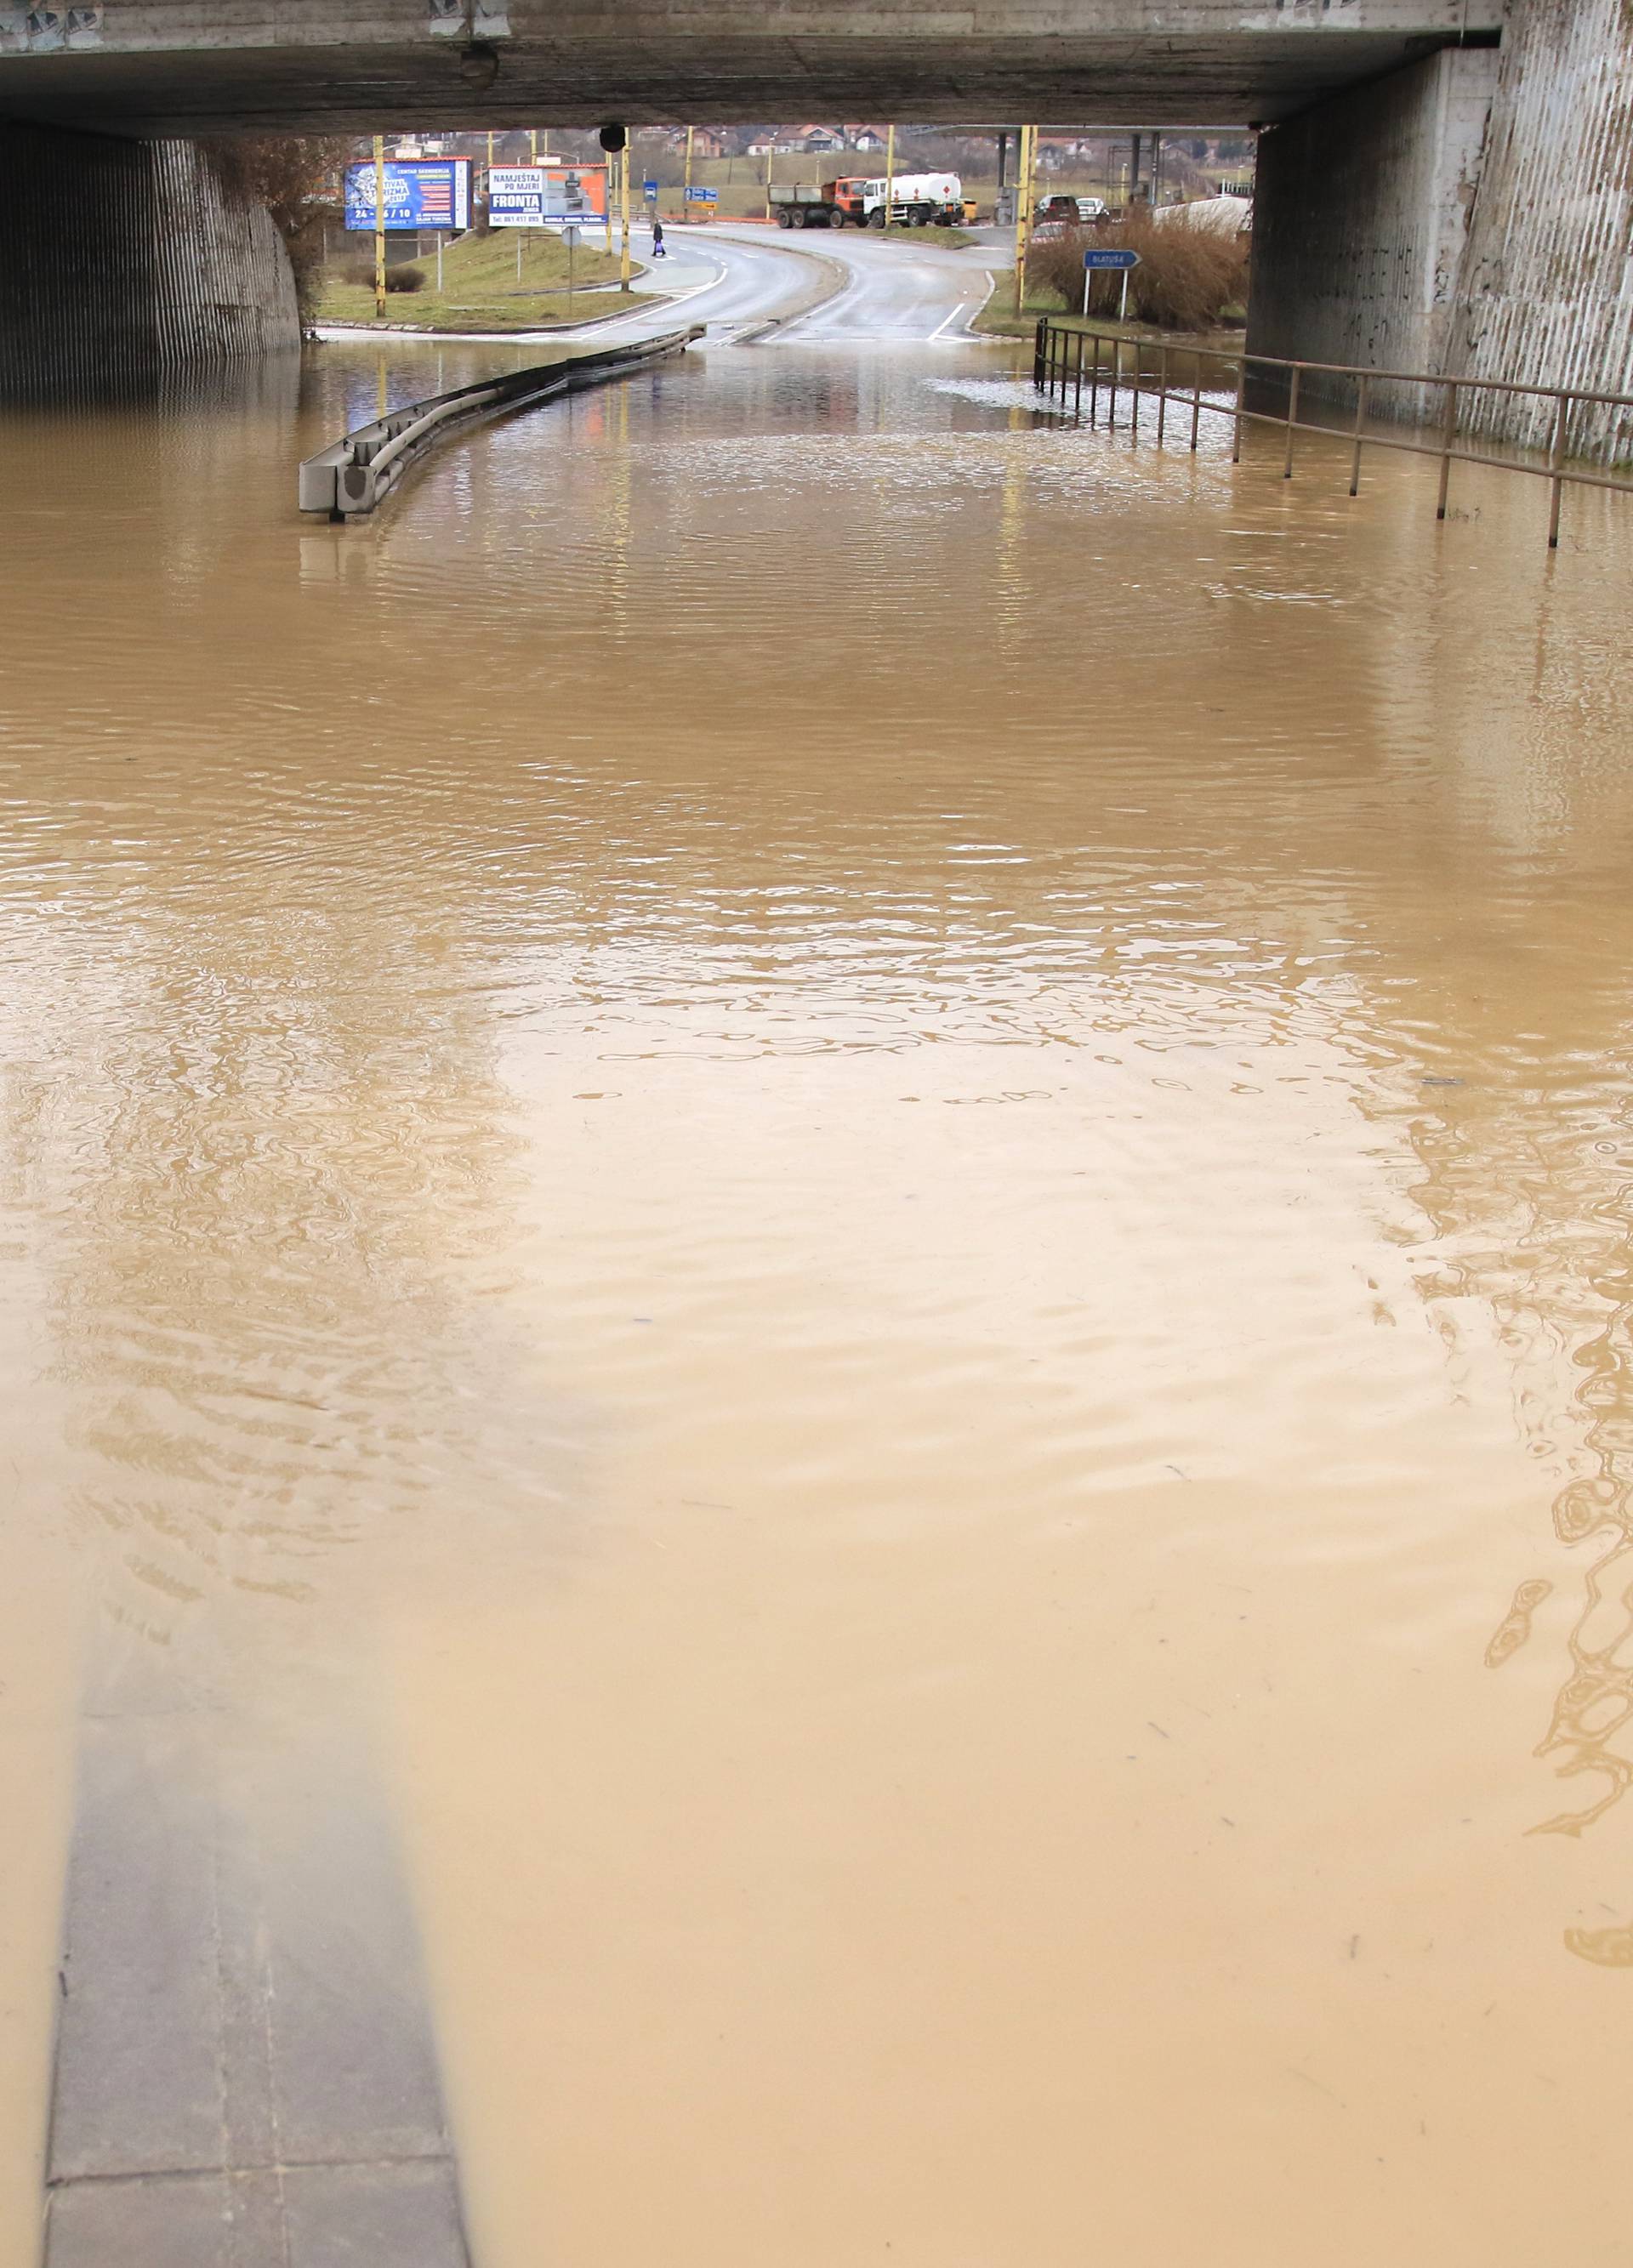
[1247,43,1499,420]
[0,123,298,399]
[1249,0,1633,457]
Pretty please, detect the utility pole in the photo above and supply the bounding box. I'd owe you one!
[373,133,386,318]
[885,122,895,234]
[1011,122,1034,314]
[763,139,772,222]
[685,125,694,213]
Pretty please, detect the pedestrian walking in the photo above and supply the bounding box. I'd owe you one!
[651,218,667,259]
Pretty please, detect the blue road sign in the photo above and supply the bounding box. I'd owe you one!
[344,159,470,232]
[644,179,658,199]
[686,186,719,204]
[1084,247,1141,270]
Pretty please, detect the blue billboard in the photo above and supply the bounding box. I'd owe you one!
[344,159,472,233]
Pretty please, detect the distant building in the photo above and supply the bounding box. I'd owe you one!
[842,124,887,151]
[794,124,846,153]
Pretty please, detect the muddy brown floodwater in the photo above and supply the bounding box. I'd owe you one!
[2,336,1633,2267]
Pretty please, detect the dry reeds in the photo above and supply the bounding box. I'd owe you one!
[1026,206,1249,333]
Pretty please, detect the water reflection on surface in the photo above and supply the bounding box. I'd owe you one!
[2,337,1633,2265]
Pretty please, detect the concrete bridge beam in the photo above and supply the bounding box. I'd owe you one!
[0,1,1503,134]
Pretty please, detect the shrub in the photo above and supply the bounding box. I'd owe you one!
[1026,206,1249,332]
[333,255,426,294]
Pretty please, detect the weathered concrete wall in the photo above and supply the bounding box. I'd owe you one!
[1249,0,1633,458]
[0,123,298,399]
[1447,0,1633,457]
[1248,45,1499,418]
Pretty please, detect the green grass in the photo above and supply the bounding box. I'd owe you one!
[971,276,1243,355]
[316,228,649,333]
[875,223,976,249]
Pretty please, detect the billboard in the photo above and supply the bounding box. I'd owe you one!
[488,163,609,232]
[344,158,472,232]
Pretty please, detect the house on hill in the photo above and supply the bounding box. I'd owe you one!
[794,124,846,153]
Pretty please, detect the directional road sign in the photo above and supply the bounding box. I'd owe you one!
[686,186,719,204]
[1083,247,1141,270]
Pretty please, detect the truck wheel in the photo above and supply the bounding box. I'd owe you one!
[868,209,884,230]
[794,208,807,228]
[776,208,790,228]
[828,210,844,229]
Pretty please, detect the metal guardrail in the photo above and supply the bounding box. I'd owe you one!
[299,326,703,519]
[1033,319,1633,550]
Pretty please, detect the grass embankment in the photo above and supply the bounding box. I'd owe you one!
[973,283,1244,384]
[315,228,647,333]
[876,223,976,249]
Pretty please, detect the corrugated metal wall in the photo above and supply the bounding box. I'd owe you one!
[0,122,298,399]
[1448,0,1633,458]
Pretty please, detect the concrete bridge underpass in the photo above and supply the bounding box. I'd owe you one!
[0,0,1626,462]
[0,2,1500,134]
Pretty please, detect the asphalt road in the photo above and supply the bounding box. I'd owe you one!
[577,219,1003,348]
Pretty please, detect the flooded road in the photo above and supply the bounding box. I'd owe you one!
[3,320,1633,2267]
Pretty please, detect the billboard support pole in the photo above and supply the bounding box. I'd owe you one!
[685,127,694,207]
[373,134,386,319]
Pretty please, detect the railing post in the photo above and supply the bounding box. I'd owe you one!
[1090,331,1101,426]
[1033,317,1047,390]
[1349,373,1368,496]
[1157,341,1168,445]
[1283,364,1300,478]
[1190,351,1202,452]
[1548,391,1569,548]
[1436,378,1459,519]
[1232,353,1244,463]
[1131,338,1141,437]
[1108,336,1119,429]
[1075,330,1084,419]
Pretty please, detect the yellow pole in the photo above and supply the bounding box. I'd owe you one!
[884,122,895,235]
[1012,122,1034,314]
[373,133,386,318]
[763,139,772,222]
[685,124,694,213]
[619,144,631,284]
[529,128,538,163]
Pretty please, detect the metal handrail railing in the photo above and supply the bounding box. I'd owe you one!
[1031,320,1633,549]
[299,325,703,519]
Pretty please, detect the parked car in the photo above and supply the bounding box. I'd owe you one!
[1033,195,1111,227]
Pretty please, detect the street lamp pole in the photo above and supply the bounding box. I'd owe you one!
[619,140,631,285]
